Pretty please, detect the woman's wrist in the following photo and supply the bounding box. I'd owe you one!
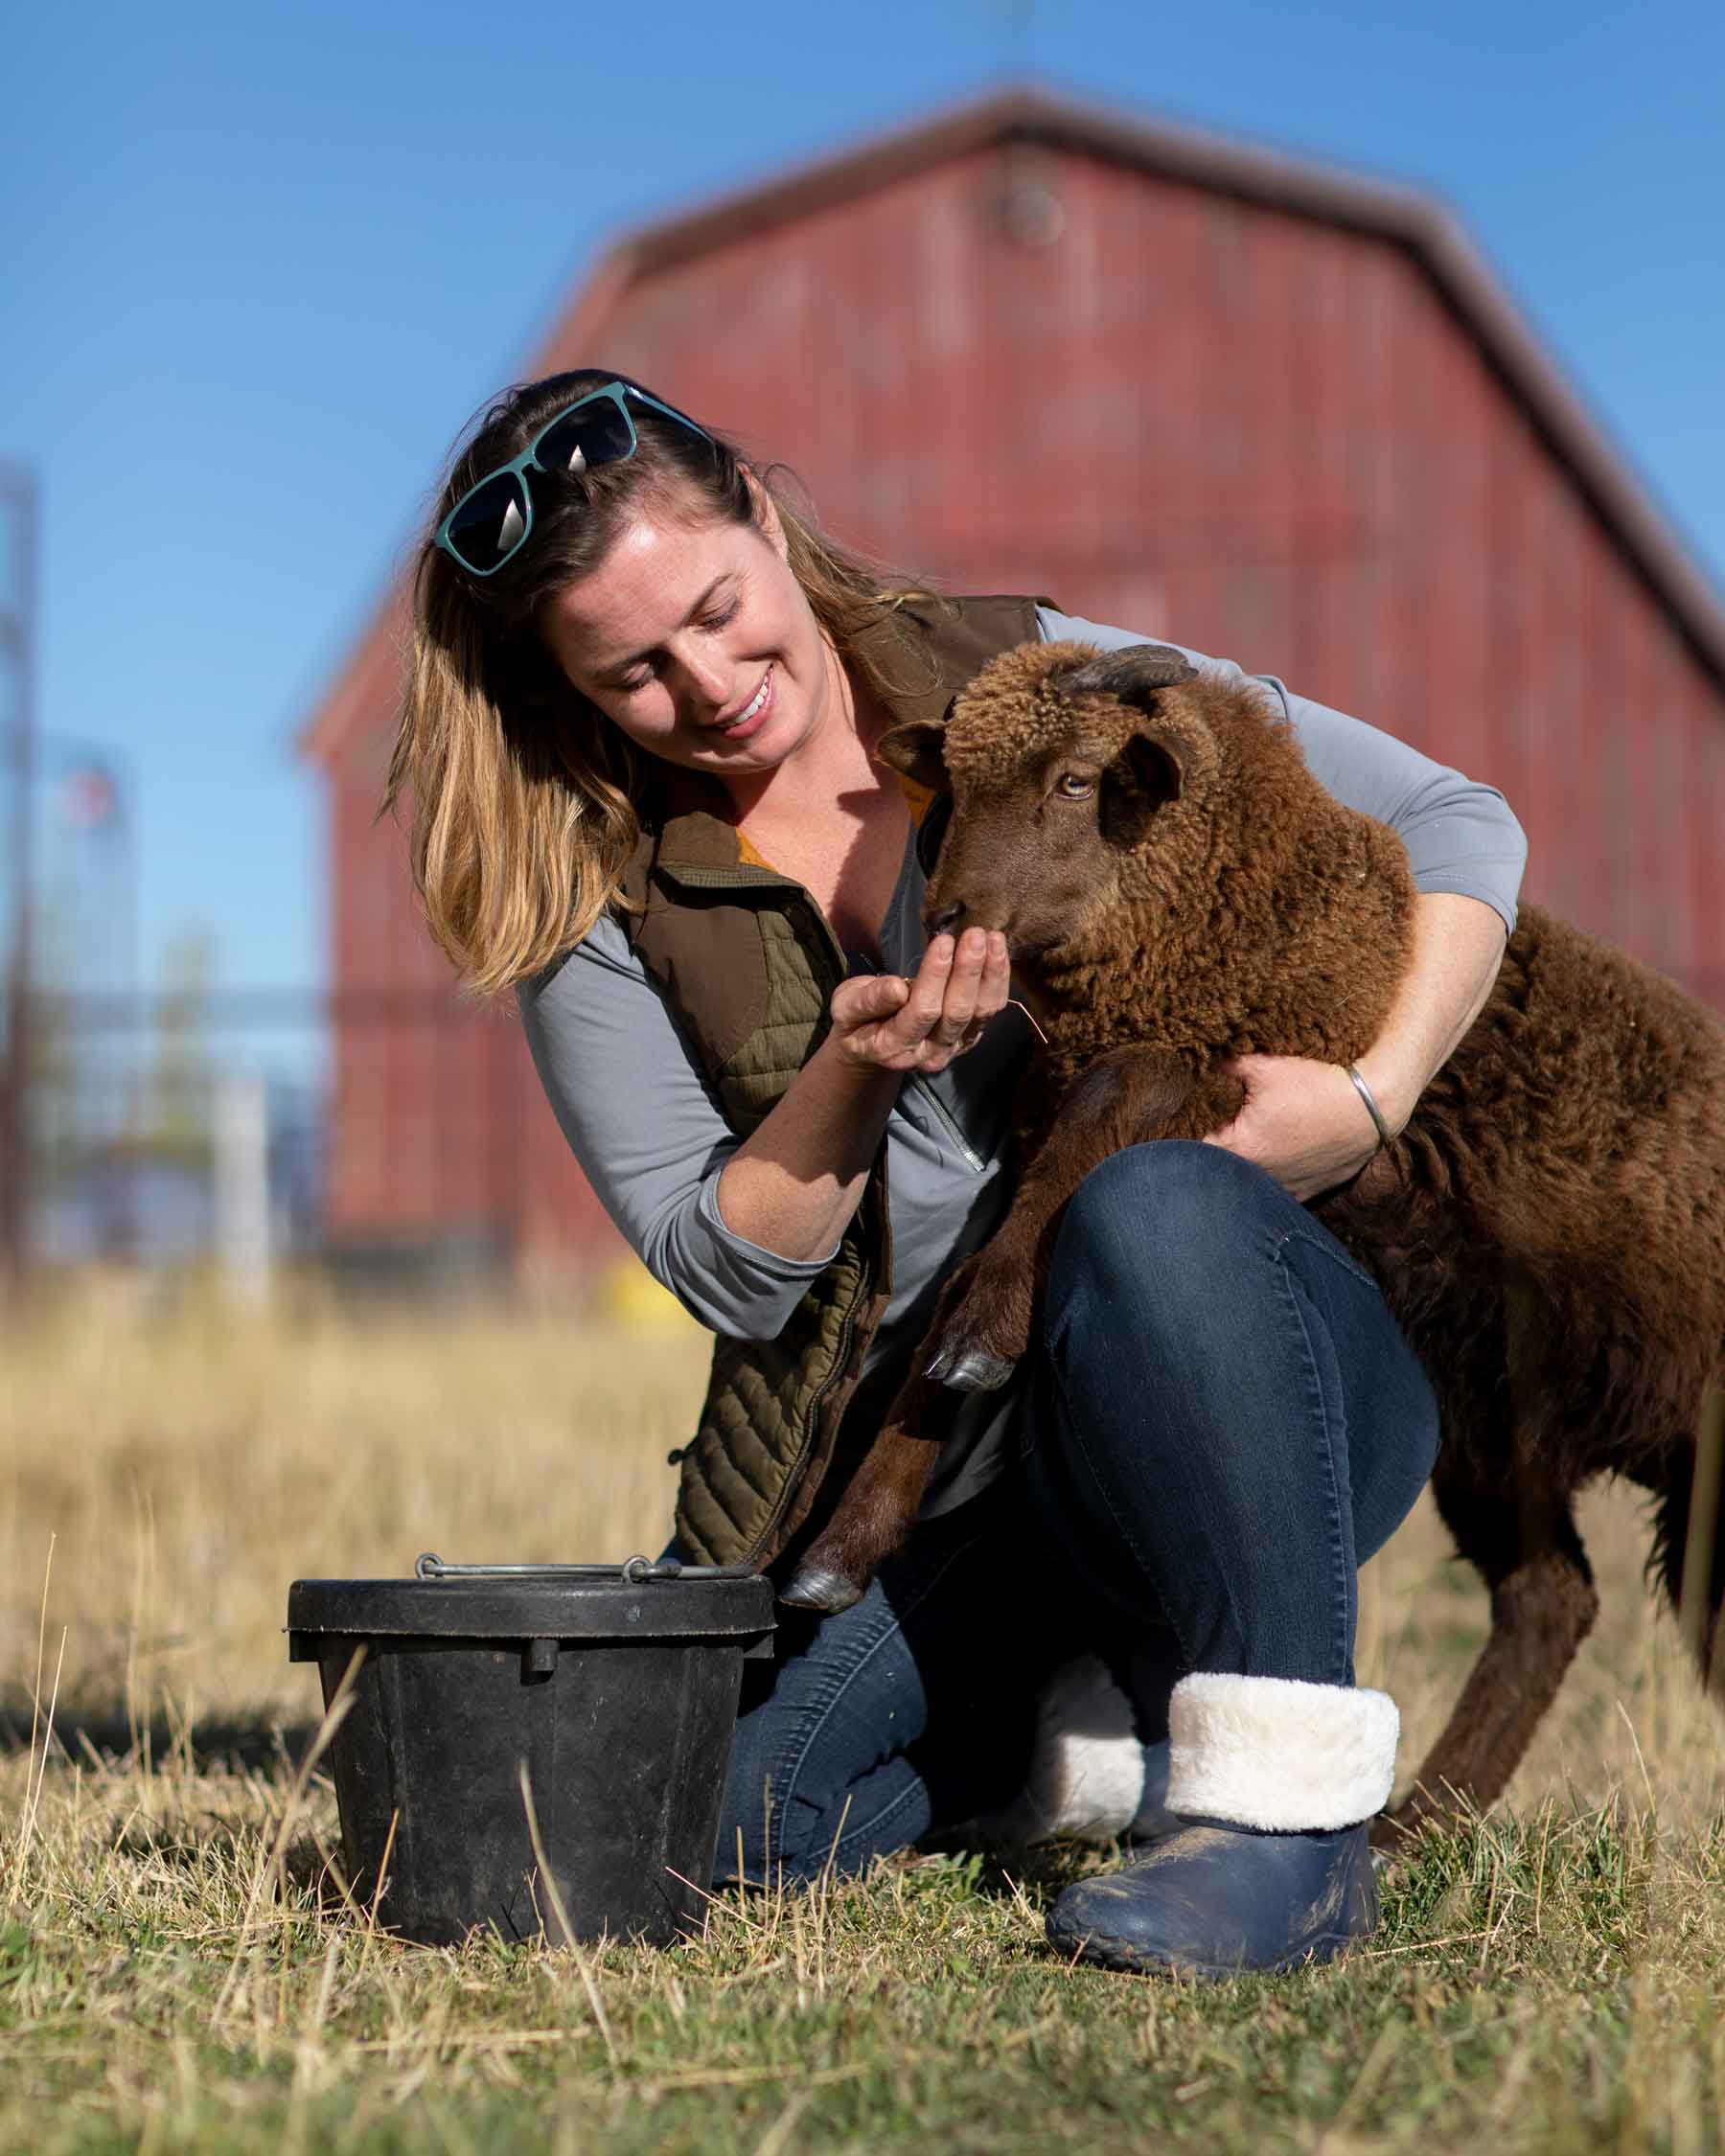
[1344,1062,1397,1151]
[714,1031,899,1261]
[1348,1044,1421,1140]
[814,1021,910,1089]
[1351,893,1509,1138]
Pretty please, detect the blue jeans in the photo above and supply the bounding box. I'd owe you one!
[714,1142,1439,1885]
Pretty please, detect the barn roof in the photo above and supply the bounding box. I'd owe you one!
[301,84,1725,764]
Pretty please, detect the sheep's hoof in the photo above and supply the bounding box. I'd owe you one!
[778,1565,863,1614]
[925,1345,1017,1392]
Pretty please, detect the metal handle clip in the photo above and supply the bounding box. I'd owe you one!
[414,1552,760,1583]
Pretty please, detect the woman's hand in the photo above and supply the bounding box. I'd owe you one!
[1204,893,1508,1199]
[824,928,1012,1077]
[1206,894,1508,1199]
[1201,1053,1390,1201]
[717,927,1011,1263]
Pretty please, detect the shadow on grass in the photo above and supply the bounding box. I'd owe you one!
[89,1807,365,1925]
[0,1703,322,1776]
[901,1831,1102,1906]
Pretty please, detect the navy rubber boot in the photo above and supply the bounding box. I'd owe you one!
[1046,1671,1398,1976]
[1126,1739,1177,1842]
[1046,1818,1378,1977]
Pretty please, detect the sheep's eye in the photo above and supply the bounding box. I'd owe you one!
[1054,772,1095,801]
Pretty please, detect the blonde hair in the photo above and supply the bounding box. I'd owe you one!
[385,370,933,997]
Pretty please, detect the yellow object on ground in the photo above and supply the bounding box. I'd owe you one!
[599,1256,701,1336]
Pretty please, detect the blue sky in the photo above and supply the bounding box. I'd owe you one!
[4,0,1722,1008]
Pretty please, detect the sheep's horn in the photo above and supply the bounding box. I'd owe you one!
[1055,644,1199,704]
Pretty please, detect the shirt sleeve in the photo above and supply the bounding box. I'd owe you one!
[1035,607,1527,934]
[518,915,840,1341]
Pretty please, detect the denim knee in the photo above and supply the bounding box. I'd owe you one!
[1046,1140,1293,1365]
[715,1754,831,1886]
[714,1638,881,1887]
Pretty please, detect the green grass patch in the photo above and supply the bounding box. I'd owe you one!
[5,1752,1724,2154]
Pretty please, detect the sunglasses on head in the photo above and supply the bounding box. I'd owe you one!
[433,380,713,578]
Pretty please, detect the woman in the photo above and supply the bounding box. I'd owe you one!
[390,368,1525,1978]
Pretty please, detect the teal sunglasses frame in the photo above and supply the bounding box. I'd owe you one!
[433,380,712,578]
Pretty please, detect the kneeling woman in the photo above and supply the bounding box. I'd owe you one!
[390,370,1523,1977]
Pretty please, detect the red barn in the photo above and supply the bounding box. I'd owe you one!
[300,86,1725,1275]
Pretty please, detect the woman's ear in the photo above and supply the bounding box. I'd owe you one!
[742,468,789,560]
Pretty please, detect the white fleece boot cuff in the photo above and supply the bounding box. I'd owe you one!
[1165,1673,1398,1832]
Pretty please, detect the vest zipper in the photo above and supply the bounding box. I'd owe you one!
[737,1295,861,1571]
[670,883,861,1571]
[660,871,869,1571]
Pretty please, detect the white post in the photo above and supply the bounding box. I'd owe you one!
[214,1067,271,1306]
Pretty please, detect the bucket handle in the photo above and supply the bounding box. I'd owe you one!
[414,1553,761,1584]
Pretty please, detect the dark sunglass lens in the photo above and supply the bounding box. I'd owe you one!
[445,473,529,572]
[535,401,634,475]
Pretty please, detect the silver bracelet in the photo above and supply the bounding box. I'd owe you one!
[1346,1063,1395,1154]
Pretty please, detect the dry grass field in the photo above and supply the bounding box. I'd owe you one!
[3,1274,1723,2153]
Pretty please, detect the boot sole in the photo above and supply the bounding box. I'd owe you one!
[1046,1921,1371,1981]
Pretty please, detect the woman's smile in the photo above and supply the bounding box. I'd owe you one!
[703,664,774,740]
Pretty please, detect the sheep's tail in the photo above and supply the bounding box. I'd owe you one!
[1648,1379,1725,1678]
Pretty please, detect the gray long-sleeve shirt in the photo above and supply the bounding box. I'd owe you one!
[519,609,1528,1514]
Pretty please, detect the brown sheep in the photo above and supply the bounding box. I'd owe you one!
[779,639,1725,1845]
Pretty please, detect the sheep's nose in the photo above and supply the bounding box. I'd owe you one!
[928,900,966,938]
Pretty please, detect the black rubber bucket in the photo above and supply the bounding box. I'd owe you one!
[287,1555,774,1948]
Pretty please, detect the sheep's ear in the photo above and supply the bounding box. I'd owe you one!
[1101,727,1188,847]
[1054,643,1199,707]
[875,719,949,791]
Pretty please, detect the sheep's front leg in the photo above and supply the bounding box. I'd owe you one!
[931,1047,1206,1392]
[778,1363,961,1613]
